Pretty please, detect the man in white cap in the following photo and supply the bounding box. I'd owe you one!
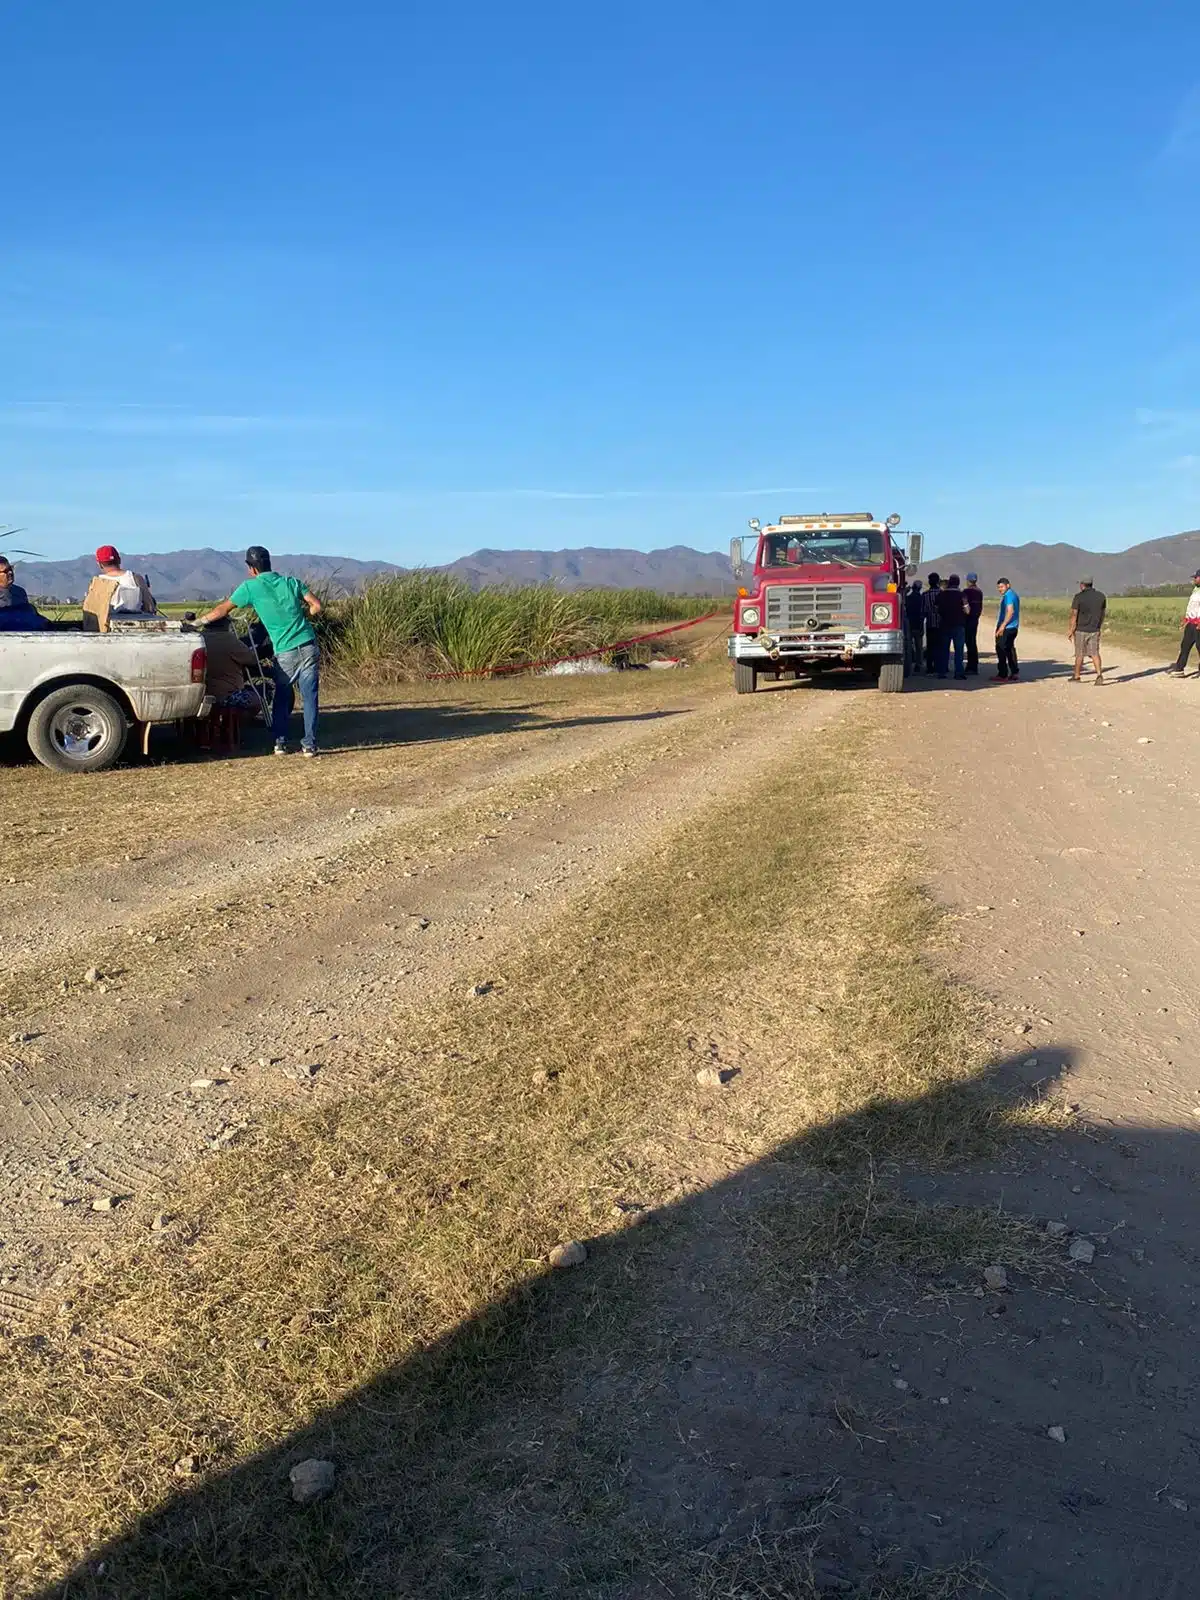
[963,572,983,675]
[1167,570,1200,675]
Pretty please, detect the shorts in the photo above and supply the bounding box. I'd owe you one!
[1074,630,1101,660]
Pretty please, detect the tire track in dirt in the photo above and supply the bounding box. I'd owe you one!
[0,669,857,1302]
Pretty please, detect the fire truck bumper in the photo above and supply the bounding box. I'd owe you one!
[728,630,904,662]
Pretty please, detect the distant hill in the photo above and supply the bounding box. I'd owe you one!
[927,529,1200,597]
[12,548,404,604]
[440,544,735,592]
[13,529,1200,603]
[12,544,737,601]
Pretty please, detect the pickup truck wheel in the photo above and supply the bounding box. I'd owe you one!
[878,659,905,694]
[733,661,758,694]
[27,685,130,773]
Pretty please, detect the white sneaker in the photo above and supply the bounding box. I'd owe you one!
[273,741,289,757]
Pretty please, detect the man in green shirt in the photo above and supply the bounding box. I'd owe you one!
[197,546,323,757]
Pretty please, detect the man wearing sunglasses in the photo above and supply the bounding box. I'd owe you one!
[0,557,47,631]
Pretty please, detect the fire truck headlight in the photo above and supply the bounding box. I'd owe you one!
[741,605,761,627]
[870,602,893,624]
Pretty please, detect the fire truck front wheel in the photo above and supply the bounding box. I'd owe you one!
[878,658,905,693]
[733,661,758,694]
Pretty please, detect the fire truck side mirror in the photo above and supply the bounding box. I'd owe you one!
[906,532,924,567]
[729,537,745,578]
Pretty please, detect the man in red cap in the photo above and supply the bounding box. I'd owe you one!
[82,546,158,631]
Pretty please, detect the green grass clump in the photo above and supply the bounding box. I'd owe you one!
[323,573,722,681]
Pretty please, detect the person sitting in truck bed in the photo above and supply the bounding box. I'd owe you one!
[81,545,158,632]
[0,556,48,631]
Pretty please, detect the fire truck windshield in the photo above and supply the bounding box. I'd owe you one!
[762,530,884,568]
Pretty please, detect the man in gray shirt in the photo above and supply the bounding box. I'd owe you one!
[1068,577,1106,685]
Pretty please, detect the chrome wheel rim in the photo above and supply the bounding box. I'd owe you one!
[49,704,107,760]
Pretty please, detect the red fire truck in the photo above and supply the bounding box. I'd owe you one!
[727,511,923,693]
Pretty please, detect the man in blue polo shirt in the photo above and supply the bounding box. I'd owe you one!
[196,546,323,756]
[993,577,1020,681]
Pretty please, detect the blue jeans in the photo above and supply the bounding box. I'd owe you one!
[935,625,965,677]
[272,642,320,751]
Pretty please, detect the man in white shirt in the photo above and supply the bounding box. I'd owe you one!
[1167,570,1200,674]
[82,545,158,630]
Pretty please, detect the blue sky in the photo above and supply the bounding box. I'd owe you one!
[4,0,1200,565]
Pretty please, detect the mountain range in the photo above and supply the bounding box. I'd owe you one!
[9,529,1200,601]
[928,529,1200,595]
[9,544,737,601]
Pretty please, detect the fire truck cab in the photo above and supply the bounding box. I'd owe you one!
[727,511,923,694]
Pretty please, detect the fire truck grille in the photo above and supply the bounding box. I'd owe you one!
[765,584,865,633]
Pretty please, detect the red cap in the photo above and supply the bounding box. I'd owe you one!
[95,545,120,566]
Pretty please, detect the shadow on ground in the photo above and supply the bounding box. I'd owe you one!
[748,653,1072,697]
[315,701,687,753]
[118,703,687,766]
[33,1045,1200,1600]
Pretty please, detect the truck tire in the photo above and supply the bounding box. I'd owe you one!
[878,659,905,694]
[733,661,758,694]
[27,684,130,773]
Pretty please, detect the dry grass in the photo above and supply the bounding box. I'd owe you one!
[0,662,725,890]
[696,1525,994,1598]
[1020,595,1183,659]
[0,715,1058,1596]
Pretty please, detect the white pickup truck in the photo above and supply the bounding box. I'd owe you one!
[0,621,209,773]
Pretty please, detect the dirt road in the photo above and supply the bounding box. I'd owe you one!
[0,663,851,1301]
[881,626,1200,1597]
[4,630,1200,1597]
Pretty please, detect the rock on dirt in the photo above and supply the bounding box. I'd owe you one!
[83,967,102,985]
[695,1065,724,1088]
[549,1240,587,1270]
[90,1196,118,1213]
[983,1265,1009,1291]
[174,1454,199,1477]
[1069,1237,1096,1264]
[1045,1220,1069,1239]
[289,1458,336,1504]
[1047,1425,1067,1444]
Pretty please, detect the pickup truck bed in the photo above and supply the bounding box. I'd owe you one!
[0,624,208,772]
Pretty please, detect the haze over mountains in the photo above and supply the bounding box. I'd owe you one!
[928,529,1200,595]
[12,544,737,600]
[11,530,1200,601]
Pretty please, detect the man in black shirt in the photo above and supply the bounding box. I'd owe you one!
[904,580,926,674]
[1068,577,1106,685]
